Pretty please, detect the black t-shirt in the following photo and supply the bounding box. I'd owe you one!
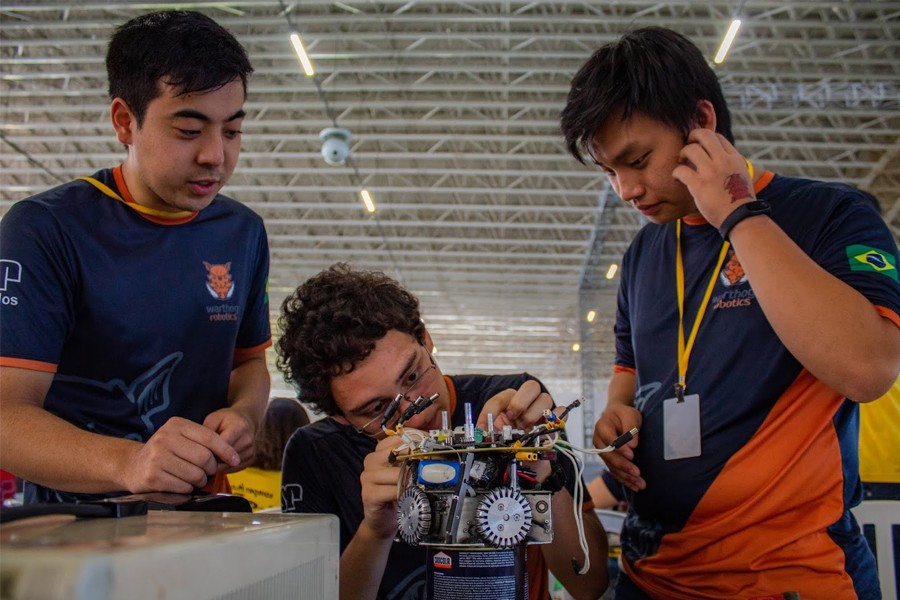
[281,372,580,600]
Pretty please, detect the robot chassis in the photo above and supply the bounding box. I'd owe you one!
[391,398,582,550]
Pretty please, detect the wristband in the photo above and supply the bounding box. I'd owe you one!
[541,461,567,493]
[718,200,771,241]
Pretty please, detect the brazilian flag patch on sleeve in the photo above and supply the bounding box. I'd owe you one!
[846,244,898,281]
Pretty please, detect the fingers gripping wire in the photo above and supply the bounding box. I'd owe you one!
[517,398,583,447]
[383,392,439,437]
[549,426,640,577]
[585,427,640,454]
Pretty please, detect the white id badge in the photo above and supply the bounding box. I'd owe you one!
[663,394,701,460]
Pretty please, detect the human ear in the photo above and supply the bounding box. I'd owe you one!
[422,327,435,353]
[694,99,718,132]
[110,98,137,145]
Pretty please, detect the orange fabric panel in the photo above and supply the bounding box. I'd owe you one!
[628,370,857,599]
[233,340,272,363]
[0,357,57,373]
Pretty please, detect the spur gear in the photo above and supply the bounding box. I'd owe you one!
[397,487,432,545]
[475,487,533,548]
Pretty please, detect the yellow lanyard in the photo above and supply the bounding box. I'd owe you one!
[674,160,754,401]
[675,223,729,401]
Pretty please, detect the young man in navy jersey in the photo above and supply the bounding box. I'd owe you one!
[276,263,609,600]
[0,11,271,503]
[560,27,899,599]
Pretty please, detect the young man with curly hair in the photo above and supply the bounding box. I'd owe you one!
[276,263,609,600]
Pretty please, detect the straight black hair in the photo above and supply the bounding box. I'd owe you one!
[106,10,253,125]
[560,26,733,164]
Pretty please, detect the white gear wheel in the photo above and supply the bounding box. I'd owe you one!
[475,487,533,548]
[397,487,432,545]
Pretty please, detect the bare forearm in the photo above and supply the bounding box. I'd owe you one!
[339,521,394,600]
[0,402,138,493]
[607,371,636,408]
[543,489,609,599]
[730,217,900,400]
[227,353,270,433]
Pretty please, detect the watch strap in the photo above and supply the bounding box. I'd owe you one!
[718,200,771,240]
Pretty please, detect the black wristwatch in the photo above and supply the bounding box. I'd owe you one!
[718,200,771,241]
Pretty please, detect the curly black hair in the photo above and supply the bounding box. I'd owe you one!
[276,263,426,416]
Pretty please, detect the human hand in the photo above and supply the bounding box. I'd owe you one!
[203,407,256,472]
[360,434,406,540]
[673,129,755,228]
[592,404,644,491]
[121,416,240,494]
[475,379,553,431]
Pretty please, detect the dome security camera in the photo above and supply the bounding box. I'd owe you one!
[319,127,352,165]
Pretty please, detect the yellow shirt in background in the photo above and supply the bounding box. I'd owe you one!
[227,468,281,511]
[858,376,900,484]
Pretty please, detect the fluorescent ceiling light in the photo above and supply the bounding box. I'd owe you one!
[714,19,742,64]
[586,310,596,323]
[606,263,618,280]
[572,343,581,352]
[360,189,376,213]
[289,33,315,76]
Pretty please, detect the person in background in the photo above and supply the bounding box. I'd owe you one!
[859,379,900,502]
[560,26,899,599]
[276,263,609,600]
[0,10,271,504]
[228,397,311,511]
[855,191,900,502]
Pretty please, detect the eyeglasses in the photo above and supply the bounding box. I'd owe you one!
[352,348,439,436]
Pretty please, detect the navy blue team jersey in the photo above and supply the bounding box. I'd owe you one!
[614,170,899,599]
[0,167,271,503]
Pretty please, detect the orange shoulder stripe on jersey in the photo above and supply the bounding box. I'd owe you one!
[233,339,273,363]
[875,305,900,329]
[0,357,57,373]
[627,369,857,600]
[612,365,636,375]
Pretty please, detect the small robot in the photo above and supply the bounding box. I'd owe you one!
[392,399,582,549]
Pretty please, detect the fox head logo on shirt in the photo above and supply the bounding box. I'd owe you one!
[719,251,748,287]
[203,261,235,300]
[713,249,755,310]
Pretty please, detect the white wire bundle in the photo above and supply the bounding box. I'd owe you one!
[554,439,591,575]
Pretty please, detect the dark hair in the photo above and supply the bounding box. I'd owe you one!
[106,10,253,125]
[560,26,733,164]
[254,397,310,471]
[276,263,427,416]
